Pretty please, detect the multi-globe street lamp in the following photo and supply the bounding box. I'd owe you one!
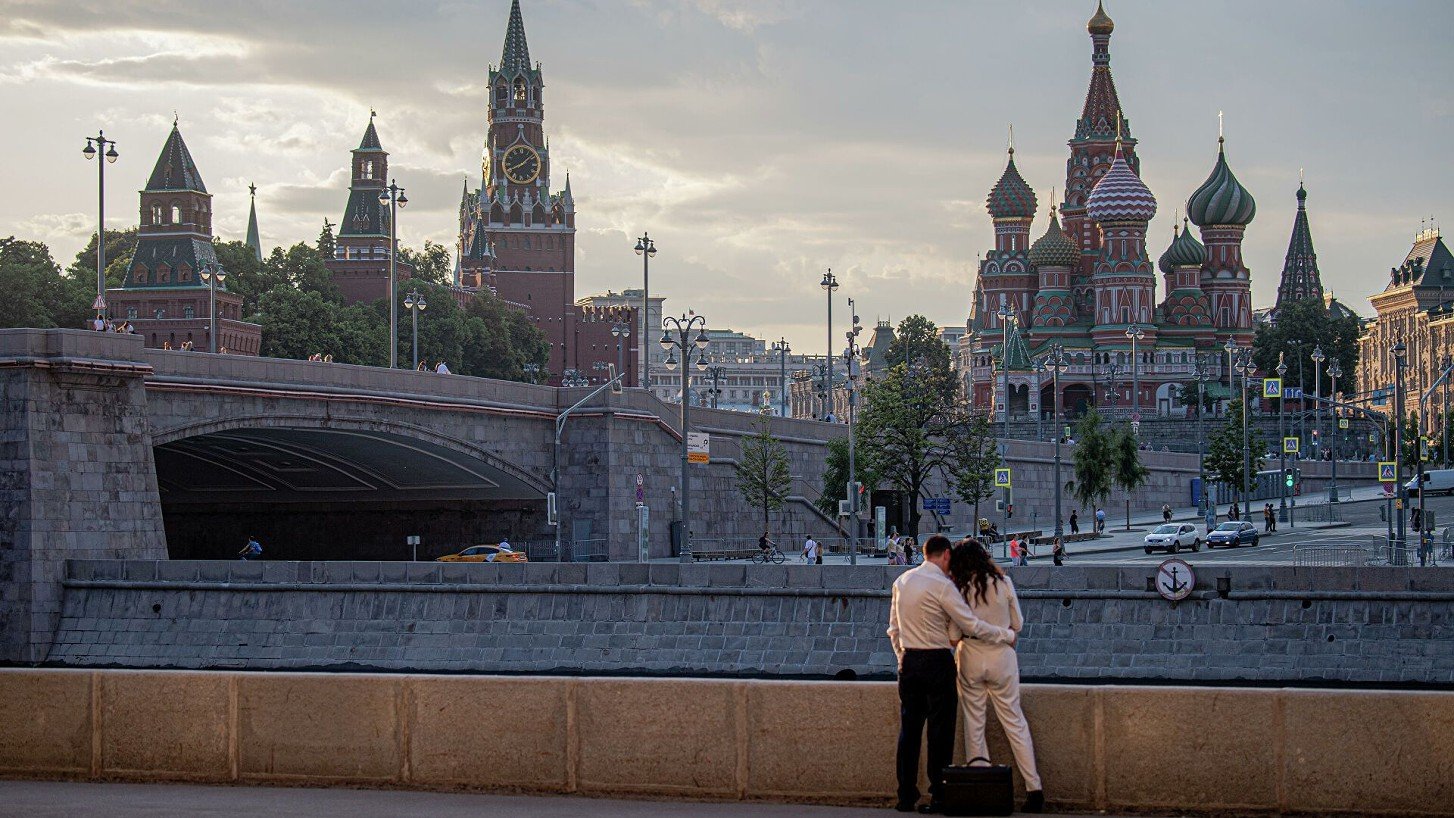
[1192,354,1215,528]
[843,303,864,564]
[820,269,839,420]
[1393,339,1409,564]
[378,180,408,368]
[403,289,427,370]
[661,313,711,562]
[1311,345,1326,460]
[199,265,228,353]
[995,302,1015,526]
[772,338,791,417]
[705,364,727,409]
[1276,354,1289,524]
[1327,358,1343,503]
[523,363,541,385]
[81,131,119,322]
[1232,346,1256,521]
[1125,324,1145,429]
[610,321,631,381]
[634,233,657,388]
[1042,344,1069,542]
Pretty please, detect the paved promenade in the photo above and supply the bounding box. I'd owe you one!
[0,781,1129,818]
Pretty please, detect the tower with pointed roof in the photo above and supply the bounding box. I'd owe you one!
[107,122,260,354]
[324,113,415,305]
[973,145,1038,335]
[1086,135,1157,345]
[245,183,262,262]
[1156,218,1212,339]
[1273,181,1323,315]
[1187,134,1257,343]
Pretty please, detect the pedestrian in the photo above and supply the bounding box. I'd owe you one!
[1007,536,1021,566]
[1068,510,1079,535]
[1161,503,1172,523]
[947,539,1044,813]
[238,536,262,561]
[1411,505,1423,533]
[1094,507,1106,534]
[886,535,1015,814]
[904,537,918,566]
[1052,537,1065,567]
[802,535,819,564]
[435,361,452,374]
[1228,503,1240,522]
[91,315,105,332]
[1263,503,1275,533]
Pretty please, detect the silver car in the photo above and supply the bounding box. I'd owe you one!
[1143,522,1201,554]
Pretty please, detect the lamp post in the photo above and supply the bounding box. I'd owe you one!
[1276,353,1289,523]
[1193,354,1214,528]
[1443,355,1451,469]
[706,364,727,409]
[1044,344,1069,541]
[403,288,427,369]
[996,302,1015,524]
[610,321,631,382]
[198,265,227,353]
[82,131,119,322]
[772,338,791,417]
[1031,358,1047,441]
[820,269,839,420]
[523,363,541,385]
[1327,358,1342,503]
[843,305,864,564]
[378,180,407,368]
[1233,347,1255,521]
[1223,336,1237,414]
[1311,345,1326,462]
[1125,324,1145,427]
[661,313,710,562]
[634,233,657,388]
[1393,340,1408,564]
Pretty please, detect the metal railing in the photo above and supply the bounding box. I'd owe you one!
[1293,543,1378,567]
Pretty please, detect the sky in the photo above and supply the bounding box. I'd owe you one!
[2,0,1452,355]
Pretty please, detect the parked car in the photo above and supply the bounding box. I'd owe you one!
[1206,521,1260,548]
[436,544,528,563]
[1405,469,1454,497]
[1144,523,1200,554]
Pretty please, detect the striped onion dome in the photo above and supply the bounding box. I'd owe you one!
[1028,208,1081,268]
[986,149,1037,219]
[1158,218,1206,272]
[1086,144,1156,224]
[1187,138,1256,226]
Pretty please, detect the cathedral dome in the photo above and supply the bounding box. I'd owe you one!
[1088,1,1114,36]
[986,150,1037,219]
[1086,145,1156,224]
[1187,138,1256,227]
[1158,218,1206,272]
[1028,209,1081,268]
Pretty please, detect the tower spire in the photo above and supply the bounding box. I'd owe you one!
[246,183,262,261]
[1275,178,1323,313]
[501,0,532,74]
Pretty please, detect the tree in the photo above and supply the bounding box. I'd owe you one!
[67,228,137,293]
[214,240,278,318]
[400,241,453,286]
[1253,297,1360,399]
[1109,425,1150,527]
[0,238,90,330]
[1173,381,1216,414]
[1205,399,1266,508]
[885,314,952,373]
[736,414,792,535]
[1401,410,1423,468]
[316,219,336,259]
[944,411,1000,529]
[1070,409,1114,516]
[817,435,882,518]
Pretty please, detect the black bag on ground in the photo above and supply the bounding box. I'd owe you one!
[939,757,1014,816]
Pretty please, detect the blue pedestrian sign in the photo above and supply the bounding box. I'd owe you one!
[1263,378,1282,399]
[1283,436,1299,454]
[994,468,1012,488]
[1378,462,1397,482]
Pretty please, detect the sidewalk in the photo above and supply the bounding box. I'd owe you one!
[0,780,1159,818]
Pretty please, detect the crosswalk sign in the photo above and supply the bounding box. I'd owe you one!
[1283,436,1299,454]
[994,468,1012,488]
[1263,378,1282,398]
[1378,461,1397,482]
[1339,418,1350,430]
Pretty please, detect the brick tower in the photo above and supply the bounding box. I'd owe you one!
[1187,135,1257,344]
[325,114,414,305]
[1272,180,1323,317]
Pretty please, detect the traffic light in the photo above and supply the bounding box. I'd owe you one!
[1284,471,1294,489]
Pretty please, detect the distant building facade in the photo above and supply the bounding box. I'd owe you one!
[322,115,416,307]
[1358,228,1454,403]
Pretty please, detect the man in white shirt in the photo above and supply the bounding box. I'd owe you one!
[887,534,1015,813]
[802,536,819,564]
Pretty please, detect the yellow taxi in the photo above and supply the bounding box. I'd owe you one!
[436,544,528,563]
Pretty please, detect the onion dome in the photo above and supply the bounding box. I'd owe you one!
[1187,138,1256,226]
[1087,0,1114,36]
[1158,218,1206,272]
[1029,208,1081,268]
[986,149,1037,219]
[1086,144,1156,223]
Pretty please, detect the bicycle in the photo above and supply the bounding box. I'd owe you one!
[752,546,786,564]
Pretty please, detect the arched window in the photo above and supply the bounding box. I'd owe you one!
[157,264,171,284]
[170,204,181,224]
[150,204,162,225]
[514,78,527,101]
[132,265,146,284]
[365,160,374,177]
[183,305,194,319]
[154,309,166,319]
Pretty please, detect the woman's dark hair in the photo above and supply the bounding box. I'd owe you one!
[949,538,1004,606]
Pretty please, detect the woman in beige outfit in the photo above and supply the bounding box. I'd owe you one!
[947,539,1043,813]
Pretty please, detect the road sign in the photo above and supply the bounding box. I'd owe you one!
[1339,418,1350,430]
[91,294,107,311]
[1263,378,1282,399]
[1378,461,1397,482]
[1285,386,1304,399]
[921,497,951,515]
[1155,558,1196,602]
[635,473,644,504]
[1283,436,1299,454]
[994,468,1012,488]
[687,432,710,464]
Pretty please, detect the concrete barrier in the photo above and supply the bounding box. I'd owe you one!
[0,669,1450,815]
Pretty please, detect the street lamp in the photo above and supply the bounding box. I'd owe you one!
[820,269,839,421]
[843,302,865,564]
[1276,353,1289,523]
[1311,345,1326,462]
[378,180,408,368]
[772,338,791,417]
[1327,358,1343,504]
[82,131,119,322]
[1233,347,1256,521]
[403,288,427,369]
[1125,324,1145,428]
[634,233,657,388]
[1043,344,1069,542]
[523,363,541,385]
[610,321,631,382]
[1193,354,1214,528]
[1393,339,1408,564]
[198,265,228,353]
[661,313,710,562]
[1031,358,1047,441]
[705,363,727,409]
[996,302,1015,528]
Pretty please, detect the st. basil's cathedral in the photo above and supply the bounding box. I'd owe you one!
[963,2,1260,421]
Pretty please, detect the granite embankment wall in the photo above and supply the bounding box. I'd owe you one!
[1,669,1451,815]
[44,562,1454,685]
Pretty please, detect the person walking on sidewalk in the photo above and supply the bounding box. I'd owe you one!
[1263,503,1275,533]
[1069,510,1079,535]
[1052,537,1065,567]
[1161,503,1172,523]
[1094,507,1106,534]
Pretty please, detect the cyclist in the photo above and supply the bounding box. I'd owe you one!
[758,531,776,556]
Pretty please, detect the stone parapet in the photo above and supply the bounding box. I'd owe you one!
[0,669,1450,816]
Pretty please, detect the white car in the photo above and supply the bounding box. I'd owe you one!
[1144,523,1200,554]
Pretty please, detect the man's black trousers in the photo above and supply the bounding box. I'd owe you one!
[896,648,958,806]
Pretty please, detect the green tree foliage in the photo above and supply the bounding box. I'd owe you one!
[944,411,1000,526]
[400,241,454,287]
[1401,410,1423,467]
[1173,381,1216,413]
[67,228,138,292]
[1070,409,1114,514]
[316,219,336,259]
[1205,399,1266,505]
[817,435,883,518]
[1110,425,1150,497]
[884,314,952,373]
[736,414,793,534]
[0,238,91,329]
[213,240,278,318]
[1252,297,1360,398]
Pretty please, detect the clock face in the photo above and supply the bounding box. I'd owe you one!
[503,145,541,185]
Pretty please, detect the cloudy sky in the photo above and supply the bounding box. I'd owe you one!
[2,0,1451,353]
